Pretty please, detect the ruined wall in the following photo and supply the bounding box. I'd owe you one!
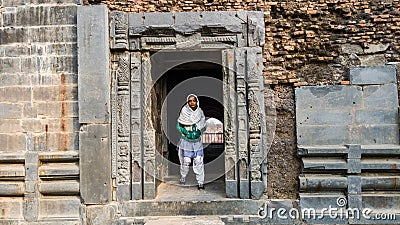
[88,0,400,84]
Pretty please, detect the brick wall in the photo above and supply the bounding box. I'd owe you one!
[91,0,400,85]
[0,0,81,153]
[264,0,400,85]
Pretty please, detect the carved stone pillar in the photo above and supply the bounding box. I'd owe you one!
[222,49,239,198]
[235,48,250,199]
[130,52,143,200]
[141,52,157,199]
[246,47,266,199]
[112,52,131,201]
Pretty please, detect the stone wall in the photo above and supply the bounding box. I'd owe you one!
[0,0,80,152]
[296,66,400,224]
[0,0,82,222]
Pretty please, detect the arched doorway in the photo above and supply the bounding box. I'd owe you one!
[151,59,225,188]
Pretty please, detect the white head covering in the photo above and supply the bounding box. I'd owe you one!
[177,94,206,130]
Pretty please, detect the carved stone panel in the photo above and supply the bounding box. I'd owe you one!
[246,47,266,199]
[131,52,143,200]
[112,52,131,201]
[247,12,266,47]
[235,48,250,199]
[110,11,129,50]
[141,52,157,199]
[223,49,238,198]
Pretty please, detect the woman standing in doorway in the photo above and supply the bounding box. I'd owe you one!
[176,94,207,190]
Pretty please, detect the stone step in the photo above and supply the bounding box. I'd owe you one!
[121,199,265,217]
[123,216,224,225]
[120,214,302,225]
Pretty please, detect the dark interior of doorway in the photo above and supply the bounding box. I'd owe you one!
[165,61,225,185]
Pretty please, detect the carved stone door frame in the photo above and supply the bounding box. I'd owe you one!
[78,7,267,204]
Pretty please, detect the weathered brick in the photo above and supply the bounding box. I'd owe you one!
[0,119,21,133]
[0,133,26,151]
[31,73,78,86]
[33,85,78,102]
[16,5,77,26]
[21,119,46,133]
[2,45,31,57]
[0,57,21,74]
[29,26,77,43]
[43,132,79,151]
[45,118,80,132]
[0,87,31,102]
[0,74,31,87]
[0,103,23,119]
[20,56,77,74]
[45,43,77,56]
[2,0,27,7]
[22,117,79,133]
[2,8,17,27]
[20,57,39,74]
[35,101,78,118]
[0,27,29,45]
[30,0,82,4]
[22,103,38,118]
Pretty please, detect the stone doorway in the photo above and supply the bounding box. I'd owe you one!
[79,8,267,204]
[150,53,225,189]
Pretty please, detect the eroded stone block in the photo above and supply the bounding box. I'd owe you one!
[362,84,398,109]
[295,86,362,110]
[79,124,111,204]
[350,66,396,85]
[77,5,110,123]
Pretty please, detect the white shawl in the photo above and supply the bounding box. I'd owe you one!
[177,94,206,130]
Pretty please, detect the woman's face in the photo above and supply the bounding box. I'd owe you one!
[188,96,198,110]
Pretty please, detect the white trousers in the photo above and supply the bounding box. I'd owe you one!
[178,148,205,185]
